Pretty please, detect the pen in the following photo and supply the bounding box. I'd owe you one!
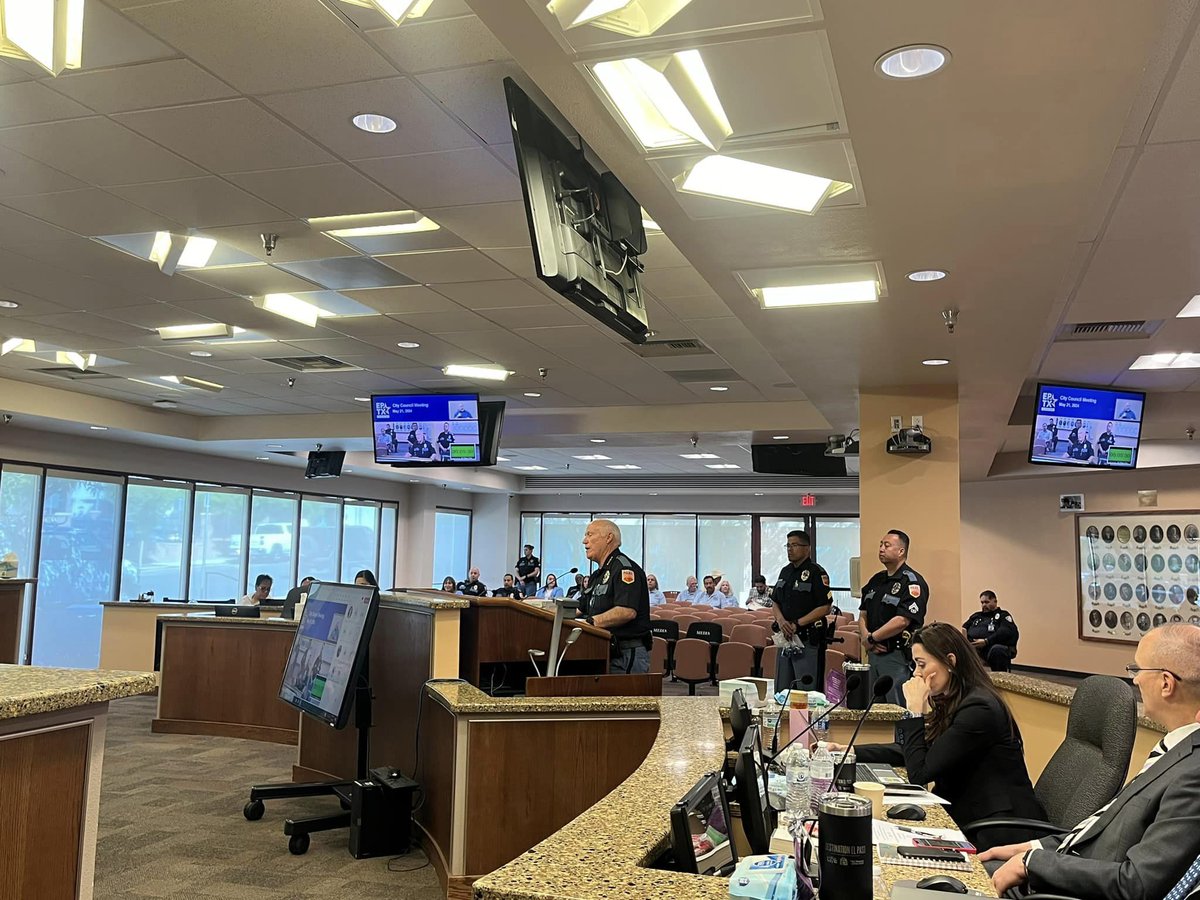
[894,825,939,837]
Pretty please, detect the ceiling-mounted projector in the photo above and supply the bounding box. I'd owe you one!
[824,433,860,457]
[887,425,932,455]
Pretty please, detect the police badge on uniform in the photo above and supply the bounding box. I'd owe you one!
[602,571,610,583]
[909,584,921,599]
[890,582,900,595]
[621,570,635,584]
[801,570,810,581]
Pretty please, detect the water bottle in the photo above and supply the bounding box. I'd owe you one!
[810,741,834,805]
[785,746,811,823]
[811,710,830,746]
[761,698,781,753]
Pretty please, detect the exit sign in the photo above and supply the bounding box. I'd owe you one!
[801,494,817,507]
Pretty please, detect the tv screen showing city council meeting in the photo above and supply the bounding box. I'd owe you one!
[371,393,480,465]
[1029,382,1146,470]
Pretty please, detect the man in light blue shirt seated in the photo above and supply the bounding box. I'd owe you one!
[647,573,666,606]
[677,575,702,603]
[699,575,738,608]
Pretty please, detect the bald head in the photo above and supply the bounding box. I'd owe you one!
[583,518,622,565]
[1148,624,1200,699]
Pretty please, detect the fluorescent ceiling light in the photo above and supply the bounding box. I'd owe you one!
[161,375,223,392]
[354,397,370,402]
[641,210,662,233]
[256,456,270,461]
[189,350,213,357]
[0,299,19,309]
[606,464,641,470]
[590,438,606,443]
[547,0,694,35]
[1,337,34,354]
[149,232,217,275]
[89,425,107,430]
[56,351,96,370]
[706,463,740,469]
[442,364,510,381]
[157,323,234,341]
[574,454,611,460]
[592,50,731,151]
[773,435,789,440]
[758,280,878,308]
[252,293,321,327]
[496,456,511,462]
[680,453,719,459]
[310,210,438,236]
[524,392,542,398]
[922,358,951,366]
[397,341,421,349]
[341,0,433,25]
[876,45,950,80]
[516,465,548,471]
[709,385,729,392]
[676,155,853,214]
[1130,352,1200,370]
[0,0,84,76]
[1176,295,1200,318]
[907,269,947,282]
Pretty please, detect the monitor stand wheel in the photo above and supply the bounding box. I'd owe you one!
[243,799,265,821]
[288,833,310,856]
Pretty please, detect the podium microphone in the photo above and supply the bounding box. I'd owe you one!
[554,627,582,676]
[765,674,861,765]
[831,675,895,788]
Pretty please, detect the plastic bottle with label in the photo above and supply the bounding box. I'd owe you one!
[785,746,812,824]
[810,741,835,805]
[789,691,810,743]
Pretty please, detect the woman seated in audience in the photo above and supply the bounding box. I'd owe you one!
[440,576,459,594]
[535,573,564,600]
[717,578,737,604]
[354,569,378,588]
[826,622,1044,850]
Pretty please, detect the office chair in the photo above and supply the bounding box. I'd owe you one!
[963,675,1136,845]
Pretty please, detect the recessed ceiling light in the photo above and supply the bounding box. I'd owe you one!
[0,0,84,75]
[0,300,20,309]
[189,350,213,358]
[1176,295,1200,318]
[496,456,511,462]
[574,454,611,460]
[266,444,283,450]
[150,232,217,275]
[157,323,232,341]
[160,375,223,392]
[649,492,659,496]
[772,435,789,440]
[709,385,729,392]
[57,351,96,371]
[342,0,434,25]
[1130,352,1200,370]
[641,209,662,233]
[1,338,34,355]
[907,269,948,282]
[352,113,397,133]
[516,465,549,471]
[256,456,270,461]
[922,358,951,366]
[754,492,764,496]
[590,438,607,443]
[680,453,719,459]
[524,391,542,398]
[876,45,950,80]
[676,155,852,214]
[442,364,510,381]
[316,211,438,238]
[758,281,878,308]
[397,341,421,349]
[706,463,740,469]
[548,0,695,35]
[89,425,108,431]
[354,397,370,402]
[253,293,321,327]
[606,464,642,470]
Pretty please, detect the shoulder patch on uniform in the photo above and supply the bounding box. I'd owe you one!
[908,584,921,599]
[1005,614,1013,622]
[821,573,829,586]
[801,569,810,581]
[621,569,635,584]
[890,582,900,595]
[908,602,920,614]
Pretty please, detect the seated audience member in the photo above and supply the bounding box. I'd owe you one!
[566,572,585,598]
[718,578,738,605]
[745,575,772,609]
[677,575,702,602]
[647,573,666,606]
[456,567,487,597]
[283,575,314,619]
[981,623,1200,900]
[535,573,564,600]
[962,590,1019,671]
[440,576,460,594]
[492,574,521,598]
[831,623,1044,851]
[240,573,272,606]
[699,574,737,609]
[354,569,378,587]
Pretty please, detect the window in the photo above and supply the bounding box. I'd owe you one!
[341,501,379,583]
[34,471,123,667]
[698,516,751,600]
[759,517,808,584]
[644,515,697,594]
[378,505,397,589]
[520,513,541,558]
[298,496,341,584]
[120,479,190,602]
[248,492,298,596]
[594,514,644,563]
[0,464,42,578]
[189,486,248,601]
[541,514,590,583]
[432,508,471,588]
[814,517,861,613]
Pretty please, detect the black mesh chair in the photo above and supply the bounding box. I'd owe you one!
[964,675,1136,846]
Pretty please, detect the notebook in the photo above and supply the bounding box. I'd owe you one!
[877,844,971,872]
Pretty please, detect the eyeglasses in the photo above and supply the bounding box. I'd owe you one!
[1125,665,1186,680]
[785,543,810,549]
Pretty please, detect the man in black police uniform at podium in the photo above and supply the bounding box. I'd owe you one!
[963,590,1019,671]
[514,544,541,598]
[770,530,834,692]
[579,519,651,674]
[859,529,928,705]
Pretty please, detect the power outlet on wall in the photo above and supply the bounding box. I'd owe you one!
[890,416,902,432]
[911,415,924,430]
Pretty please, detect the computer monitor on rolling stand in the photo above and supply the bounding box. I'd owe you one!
[670,772,738,876]
[732,722,775,856]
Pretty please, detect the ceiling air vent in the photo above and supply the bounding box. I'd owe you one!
[1054,320,1162,342]
[32,367,117,380]
[630,338,713,358]
[265,355,360,372]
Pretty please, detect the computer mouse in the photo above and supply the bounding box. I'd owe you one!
[887,803,927,821]
[915,874,968,894]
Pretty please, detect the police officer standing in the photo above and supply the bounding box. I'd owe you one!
[962,590,1019,671]
[859,530,928,705]
[514,544,541,598]
[579,519,651,674]
[770,530,834,692]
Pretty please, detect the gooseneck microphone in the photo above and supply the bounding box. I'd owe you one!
[554,627,582,676]
[830,675,895,788]
[765,674,861,765]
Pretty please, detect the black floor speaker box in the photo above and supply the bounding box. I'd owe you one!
[349,768,418,859]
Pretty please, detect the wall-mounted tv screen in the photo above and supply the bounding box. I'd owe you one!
[372,393,480,465]
[1029,382,1146,470]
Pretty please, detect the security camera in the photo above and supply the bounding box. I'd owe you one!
[286,377,296,389]
[1,414,11,424]
[942,308,958,334]
[689,433,699,448]
[538,367,548,380]
[261,233,278,257]
[315,442,323,451]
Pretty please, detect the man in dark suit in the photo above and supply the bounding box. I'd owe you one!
[981,624,1200,900]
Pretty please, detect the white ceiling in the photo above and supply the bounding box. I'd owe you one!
[0,0,1194,483]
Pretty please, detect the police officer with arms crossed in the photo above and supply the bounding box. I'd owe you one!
[771,530,834,692]
[860,529,929,705]
[579,519,652,674]
[962,589,1019,671]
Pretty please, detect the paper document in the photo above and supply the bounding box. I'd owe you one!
[883,789,950,806]
[872,821,967,846]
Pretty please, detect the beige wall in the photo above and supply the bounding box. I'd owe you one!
[859,386,961,624]
[961,465,1200,676]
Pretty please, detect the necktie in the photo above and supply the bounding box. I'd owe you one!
[1058,738,1167,853]
[1165,853,1200,900]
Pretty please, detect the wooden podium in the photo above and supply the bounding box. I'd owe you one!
[459,597,610,687]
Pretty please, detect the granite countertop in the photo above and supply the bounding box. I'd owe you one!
[0,664,157,720]
[991,671,1165,732]
[428,680,659,715]
[101,600,246,607]
[157,614,297,627]
[380,590,470,610]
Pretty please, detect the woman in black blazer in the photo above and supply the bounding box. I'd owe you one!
[835,622,1045,849]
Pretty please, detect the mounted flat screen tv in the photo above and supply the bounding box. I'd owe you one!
[372,393,480,465]
[1029,382,1146,470]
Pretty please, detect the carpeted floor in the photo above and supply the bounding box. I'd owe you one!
[95,696,442,900]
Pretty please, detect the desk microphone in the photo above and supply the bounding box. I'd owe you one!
[765,674,861,765]
[830,675,895,788]
[553,627,582,676]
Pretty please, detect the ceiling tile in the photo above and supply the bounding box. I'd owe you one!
[0,82,92,128]
[260,76,478,160]
[0,146,87,198]
[0,118,203,186]
[274,257,417,290]
[182,264,320,297]
[481,304,580,329]
[44,59,238,115]
[111,177,290,228]
[0,205,76,244]
[227,164,402,219]
[394,309,495,333]
[433,278,552,310]
[21,311,152,343]
[1103,143,1200,241]
[425,201,530,248]
[370,13,510,74]
[341,285,461,315]
[73,0,179,68]
[380,248,512,284]
[356,147,521,208]
[99,302,220,330]
[114,99,334,174]
[125,0,399,95]
[2,189,179,236]
[641,266,715,299]
[0,61,33,85]
[480,247,537,280]
[197,221,356,264]
[415,61,528,146]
